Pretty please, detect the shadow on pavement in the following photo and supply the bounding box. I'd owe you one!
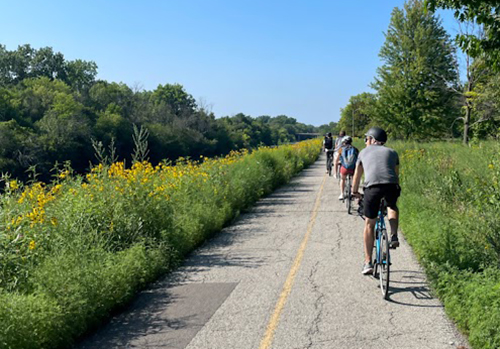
[78,289,183,349]
[385,270,443,308]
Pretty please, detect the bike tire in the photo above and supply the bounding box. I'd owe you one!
[379,228,390,299]
[373,230,379,279]
[346,176,352,214]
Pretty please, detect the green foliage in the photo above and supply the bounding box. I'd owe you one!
[0,140,320,348]
[151,83,197,117]
[470,72,500,138]
[316,121,338,136]
[395,140,500,349]
[338,92,377,137]
[373,0,459,139]
[0,44,96,88]
[426,0,500,70]
[0,44,321,182]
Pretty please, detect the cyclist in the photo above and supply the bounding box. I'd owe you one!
[335,136,359,200]
[352,127,400,275]
[333,130,346,178]
[323,132,334,173]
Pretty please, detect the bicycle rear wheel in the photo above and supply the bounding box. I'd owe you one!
[379,228,390,299]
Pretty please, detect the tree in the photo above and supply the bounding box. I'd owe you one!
[426,0,500,69]
[65,59,97,93]
[339,93,377,137]
[468,71,500,139]
[452,22,490,144]
[150,83,197,117]
[373,0,459,139]
[0,45,97,89]
[0,119,38,178]
[89,81,134,117]
[14,77,73,124]
[317,122,339,136]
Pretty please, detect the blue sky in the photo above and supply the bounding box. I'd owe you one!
[1,1,459,126]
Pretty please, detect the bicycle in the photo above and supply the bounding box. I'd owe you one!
[343,173,353,214]
[357,196,391,300]
[326,150,334,176]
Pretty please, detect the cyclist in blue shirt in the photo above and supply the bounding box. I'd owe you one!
[334,136,359,200]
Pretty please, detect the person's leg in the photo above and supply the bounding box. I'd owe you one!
[339,172,346,199]
[387,207,399,237]
[362,186,382,273]
[364,218,376,263]
[385,184,401,247]
[327,151,333,172]
[333,152,339,178]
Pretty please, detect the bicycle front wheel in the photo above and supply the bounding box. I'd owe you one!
[345,176,352,214]
[379,228,390,299]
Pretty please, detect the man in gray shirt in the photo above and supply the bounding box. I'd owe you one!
[352,127,400,275]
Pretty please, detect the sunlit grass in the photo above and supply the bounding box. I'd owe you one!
[392,140,500,349]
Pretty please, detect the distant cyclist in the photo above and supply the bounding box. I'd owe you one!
[335,136,359,200]
[352,127,400,275]
[323,132,334,173]
[333,130,346,179]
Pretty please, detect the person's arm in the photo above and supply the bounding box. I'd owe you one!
[352,162,364,195]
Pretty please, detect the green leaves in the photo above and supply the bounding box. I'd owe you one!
[338,92,377,137]
[426,0,500,69]
[374,0,459,139]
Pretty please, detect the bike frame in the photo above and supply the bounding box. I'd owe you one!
[374,199,391,300]
[374,200,389,266]
[357,196,391,299]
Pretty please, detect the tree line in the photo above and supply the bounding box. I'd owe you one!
[338,0,500,144]
[0,44,334,182]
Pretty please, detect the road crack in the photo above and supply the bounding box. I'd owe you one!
[305,261,325,349]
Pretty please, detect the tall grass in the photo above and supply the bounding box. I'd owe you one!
[0,139,321,349]
[391,140,500,349]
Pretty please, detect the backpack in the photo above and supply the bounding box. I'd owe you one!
[341,145,358,170]
[324,137,333,150]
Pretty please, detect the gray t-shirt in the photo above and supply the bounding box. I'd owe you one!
[334,137,343,151]
[356,144,399,187]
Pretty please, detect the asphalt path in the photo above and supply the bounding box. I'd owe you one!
[79,155,469,349]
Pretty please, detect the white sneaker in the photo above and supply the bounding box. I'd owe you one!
[338,194,344,200]
[362,263,374,275]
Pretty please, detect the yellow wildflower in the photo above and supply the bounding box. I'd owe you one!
[9,180,19,190]
[29,240,36,250]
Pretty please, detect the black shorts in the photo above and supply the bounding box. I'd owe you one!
[363,184,401,219]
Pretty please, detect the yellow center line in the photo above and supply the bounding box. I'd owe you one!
[258,173,327,349]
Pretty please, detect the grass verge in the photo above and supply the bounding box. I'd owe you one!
[0,140,321,349]
[393,140,500,349]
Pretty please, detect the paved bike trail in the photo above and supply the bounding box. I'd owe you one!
[79,155,469,349]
